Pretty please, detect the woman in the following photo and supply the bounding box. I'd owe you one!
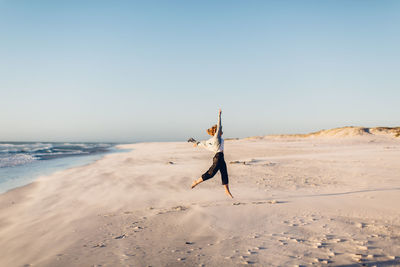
[191,109,233,198]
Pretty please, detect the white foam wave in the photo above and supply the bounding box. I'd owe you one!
[0,143,53,153]
[0,142,113,167]
[0,154,37,168]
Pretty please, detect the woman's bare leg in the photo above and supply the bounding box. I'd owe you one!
[224,184,233,198]
[191,177,203,189]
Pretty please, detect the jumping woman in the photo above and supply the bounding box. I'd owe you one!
[191,109,233,198]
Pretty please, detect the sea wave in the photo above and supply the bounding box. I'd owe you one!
[0,154,37,168]
[0,142,114,168]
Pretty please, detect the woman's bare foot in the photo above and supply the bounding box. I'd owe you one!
[224,184,234,198]
[225,191,234,198]
[191,178,203,189]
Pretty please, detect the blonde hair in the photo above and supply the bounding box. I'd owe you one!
[206,124,218,136]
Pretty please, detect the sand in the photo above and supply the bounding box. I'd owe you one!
[0,134,400,266]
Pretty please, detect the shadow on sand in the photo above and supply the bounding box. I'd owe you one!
[295,187,400,199]
[335,259,400,267]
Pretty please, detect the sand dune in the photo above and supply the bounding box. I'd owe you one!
[0,134,400,266]
[247,126,400,139]
[307,126,400,138]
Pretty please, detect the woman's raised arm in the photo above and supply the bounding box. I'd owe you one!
[215,109,222,137]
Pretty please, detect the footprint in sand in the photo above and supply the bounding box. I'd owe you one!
[249,233,261,239]
[313,258,329,264]
[133,226,143,231]
[347,253,364,262]
[93,243,106,248]
[278,240,288,246]
[327,251,335,257]
[252,201,266,205]
[114,234,126,239]
[103,213,116,217]
[156,205,188,215]
[290,238,304,243]
[324,234,335,240]
[313,242,323,248]
[246,249,257,255]
[173,205,188,211]
[355,222,367,228]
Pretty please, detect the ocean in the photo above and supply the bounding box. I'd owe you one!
[0,142,117,194]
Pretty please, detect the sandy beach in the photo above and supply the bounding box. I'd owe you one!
[1,129,400,266]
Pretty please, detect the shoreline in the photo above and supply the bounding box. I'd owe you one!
[1,137,399,266]
[0,145,127,195]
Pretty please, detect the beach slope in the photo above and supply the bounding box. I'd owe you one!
[0,135,400,266]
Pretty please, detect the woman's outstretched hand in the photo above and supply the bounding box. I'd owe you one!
[219,108,222,115]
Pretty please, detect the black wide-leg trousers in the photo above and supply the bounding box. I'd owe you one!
[202,152,229,185]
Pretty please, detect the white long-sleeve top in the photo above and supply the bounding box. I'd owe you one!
[197,112,224,153]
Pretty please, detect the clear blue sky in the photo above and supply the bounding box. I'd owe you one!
[1,0,399,142]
